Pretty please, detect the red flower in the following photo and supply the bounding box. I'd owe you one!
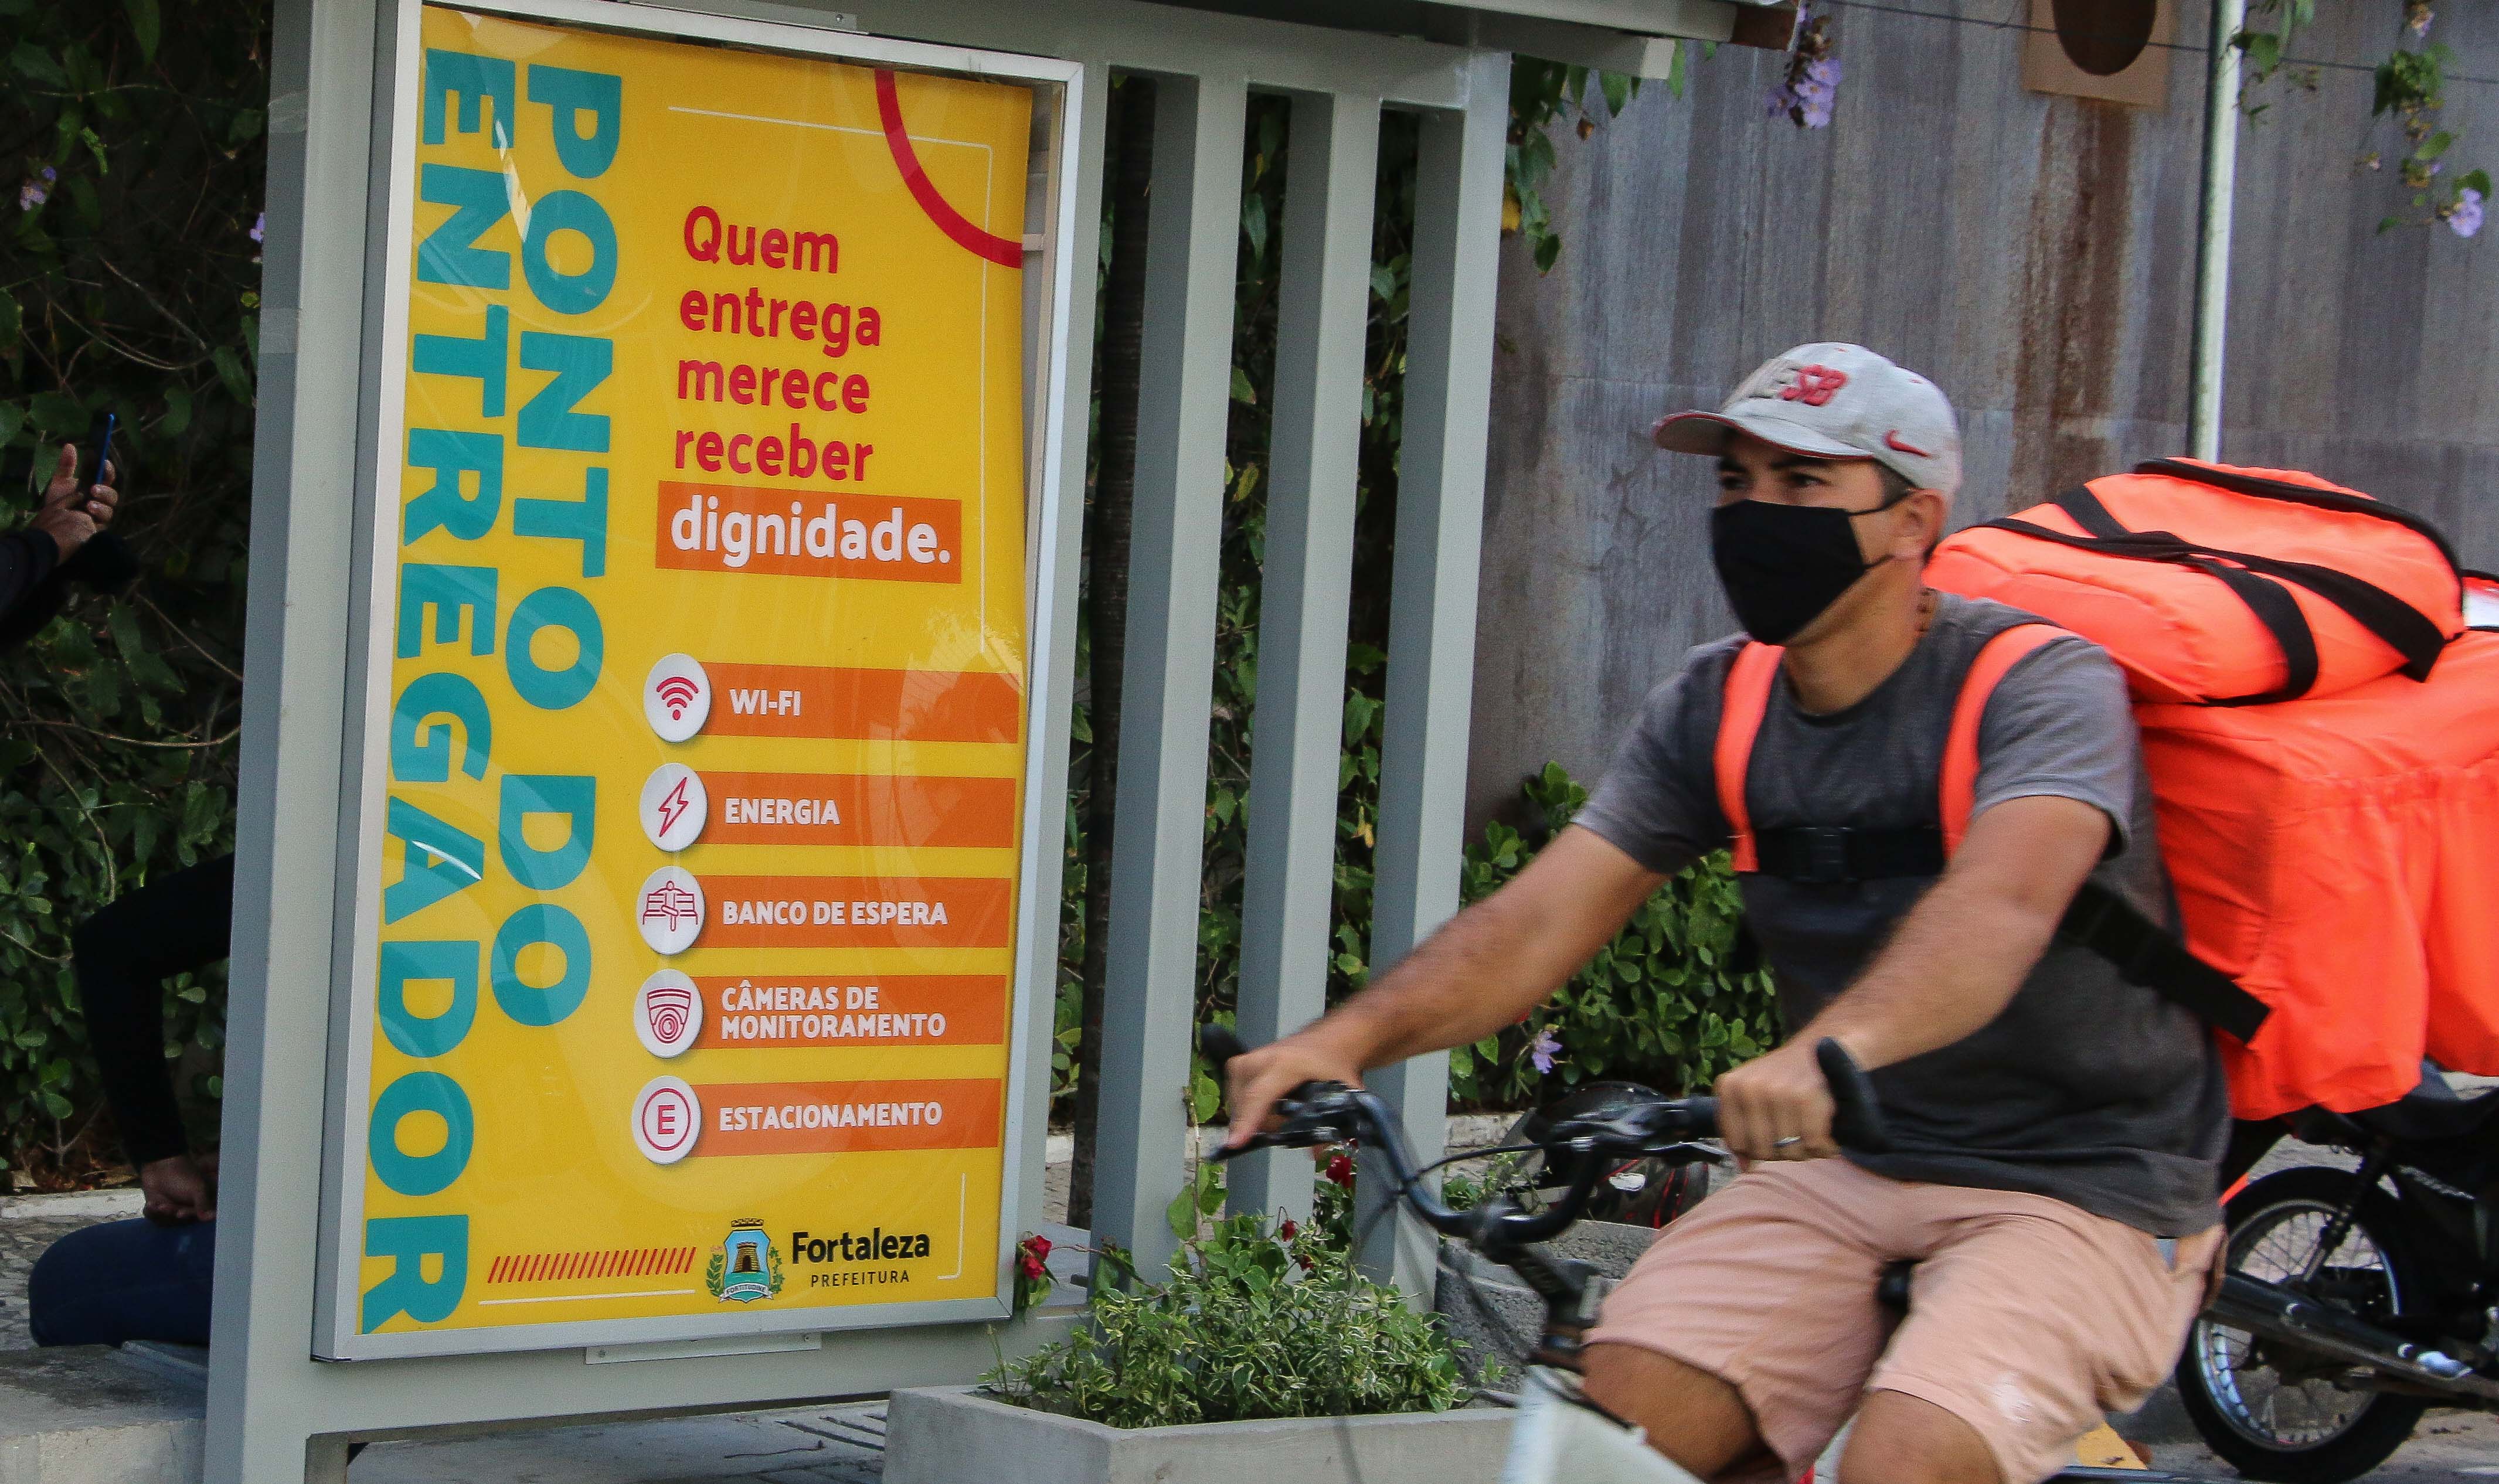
[1278,1218,1300,1241]
[1026,1234,1053,1261]
[1325,1153,1355,1188]
[1018,1254,1046,1280]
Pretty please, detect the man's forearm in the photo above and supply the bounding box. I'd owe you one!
[1303,826,1670,1074]
[1800,870,2058,1070]
[1309,894,1547,1071]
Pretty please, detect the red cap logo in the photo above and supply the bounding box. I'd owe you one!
[1780,365,1849,407]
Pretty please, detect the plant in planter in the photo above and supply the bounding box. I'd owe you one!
[986,1209,1478,1428]
[886,1163,1509,1484]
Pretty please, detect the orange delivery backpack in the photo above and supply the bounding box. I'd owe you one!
[1905,458,2499,1119]
[1712,459,2497,1121]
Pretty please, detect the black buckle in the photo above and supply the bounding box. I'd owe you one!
[1791,826,1852,886]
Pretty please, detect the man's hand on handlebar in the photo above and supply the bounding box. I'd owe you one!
[1715,1037,1845,1163]
[1219,1032,1365,1152]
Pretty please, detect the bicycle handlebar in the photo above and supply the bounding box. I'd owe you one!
[1199,1024,1891,1250]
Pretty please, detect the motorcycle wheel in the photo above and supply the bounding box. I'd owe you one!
[2174,1166,2433,1483]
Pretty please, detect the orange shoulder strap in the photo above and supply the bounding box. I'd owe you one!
[1713,644,1783,872]
[1940,623,2073,853]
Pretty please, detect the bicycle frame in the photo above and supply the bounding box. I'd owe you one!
[1204,1029,2216,1484]
[1203,1030,1886,1483]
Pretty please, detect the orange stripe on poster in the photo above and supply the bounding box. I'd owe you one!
[705,662,1021,743]
[698,875,1013,949]
[655,482,964,584]
[693,1078,1004,1156]
[485,1245,698,1284]
[700,771,1017,849]
[693,974,1005,1049]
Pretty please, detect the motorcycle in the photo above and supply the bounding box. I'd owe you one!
[2176,1064,2499,1482]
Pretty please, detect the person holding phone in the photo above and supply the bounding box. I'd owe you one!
[3,437,132,650]
[6,420,222,1348]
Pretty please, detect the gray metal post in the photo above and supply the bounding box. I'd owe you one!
[1358,52,1509,1296]
[1012,60,1112,1243]
[209,1,383,1477]
[1091,72,1250,1274]
[1229,90,1381,1224]
[2189,0,2244,461]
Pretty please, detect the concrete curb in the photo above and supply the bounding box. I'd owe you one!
[883,1386,1512,1484]
[0,1345,204,1483]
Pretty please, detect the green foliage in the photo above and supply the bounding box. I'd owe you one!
[1505,61,1647,271]
[987,1210,1472,1428]
[2235,0,2318,94]
[0,1,263,1175]
[1446,765,1777,1108]
[1437,1150,1530,1214]
[2239,0,2487,235]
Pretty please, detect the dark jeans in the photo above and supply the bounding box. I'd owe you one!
[28,1216,214,1347]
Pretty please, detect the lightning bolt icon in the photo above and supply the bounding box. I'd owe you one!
[658,777,691,839]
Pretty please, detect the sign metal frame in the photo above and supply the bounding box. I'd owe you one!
[309,0,1086,1361]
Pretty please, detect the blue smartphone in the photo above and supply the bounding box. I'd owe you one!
[79,410,116,496]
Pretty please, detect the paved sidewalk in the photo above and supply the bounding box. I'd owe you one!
[1,1140,2494,1481]
[0,1189,141,1350]
[353,1403,889,1483]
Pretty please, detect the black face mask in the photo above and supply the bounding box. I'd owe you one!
[1709,495,1908,645]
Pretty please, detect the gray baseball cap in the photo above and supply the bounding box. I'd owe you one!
[1652,342,1963,499]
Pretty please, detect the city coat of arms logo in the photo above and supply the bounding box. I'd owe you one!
[705,1219,784,1303]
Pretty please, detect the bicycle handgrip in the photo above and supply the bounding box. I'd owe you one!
[1816,1037,1893,1154]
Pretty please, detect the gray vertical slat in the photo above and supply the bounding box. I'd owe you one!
[1091,71,1250,1275]
[1229,91,1382,1224]
[209,0,379,1477]
[1015,61,1111,1244]
[1359,51,1511,1295]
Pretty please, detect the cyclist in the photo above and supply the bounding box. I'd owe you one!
[1224,345,2226,1484]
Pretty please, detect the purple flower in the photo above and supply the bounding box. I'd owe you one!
[2449,187,2483,239]
[2409,3,2435,38]
[249,210,265,243]
[39,167,55,182]
[1529,1027,1561,1076]
[1763,84,1795,120]
[1806,58,1842,88]
[16,182,44,212]
[1801,97,1835,129]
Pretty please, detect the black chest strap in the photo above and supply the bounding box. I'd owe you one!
[1743,829,2272,1043]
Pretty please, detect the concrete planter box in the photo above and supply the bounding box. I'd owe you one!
[883,1385,1512,1484]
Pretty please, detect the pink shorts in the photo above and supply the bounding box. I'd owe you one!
[1583,1159,2221,1484]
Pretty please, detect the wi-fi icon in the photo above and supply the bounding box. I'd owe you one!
[645,655,710,742]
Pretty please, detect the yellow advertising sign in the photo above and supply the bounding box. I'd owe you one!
[325,5,1036,1354]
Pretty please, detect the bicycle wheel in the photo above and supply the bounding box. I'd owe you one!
[2174,1166,2431,1483]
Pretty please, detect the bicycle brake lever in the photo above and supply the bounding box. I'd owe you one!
[1211,1082,1358,1160]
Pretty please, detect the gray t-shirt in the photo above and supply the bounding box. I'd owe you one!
[1577,594,2227,1236]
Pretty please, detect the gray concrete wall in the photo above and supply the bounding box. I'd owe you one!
[1467,2,2499,829]
[2222,5,2499,547]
